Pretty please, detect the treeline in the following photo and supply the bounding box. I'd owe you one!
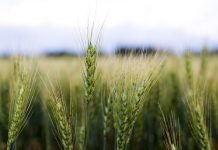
[115,46,159,56]
[2,46,218,58]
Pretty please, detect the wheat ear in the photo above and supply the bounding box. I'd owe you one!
[46,79,73,150]
[7,59,37,150]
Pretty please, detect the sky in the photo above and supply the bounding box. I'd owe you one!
[0,0,218,54]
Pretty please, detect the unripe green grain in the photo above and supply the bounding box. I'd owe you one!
[190,105,210,150]
[84,43,97,104]
[115,74,158,150]
[55,102,73,150]
[7,59,36,150]
[47,93,73,150]
[200,47,208,77]
[7,82,25,150]
[103,90,114,136]
[185,50,193,90]
[186,91,211,150]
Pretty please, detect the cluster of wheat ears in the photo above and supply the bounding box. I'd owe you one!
[0,30,214,149]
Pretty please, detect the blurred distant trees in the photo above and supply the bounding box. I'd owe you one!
[115,46,160,56]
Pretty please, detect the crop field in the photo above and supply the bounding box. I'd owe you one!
[0,46,218,150]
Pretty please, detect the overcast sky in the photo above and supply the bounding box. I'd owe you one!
[0,0,218,54]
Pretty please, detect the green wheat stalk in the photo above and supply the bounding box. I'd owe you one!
[114,70,159,150]
[184,49,211,150]
[46,79,73,150]
[7,58,37,150]
[200,46,208,78]
[186,91,211,150]
[185,50,193,91]
[84,42,97,104]
[159,106,181,150]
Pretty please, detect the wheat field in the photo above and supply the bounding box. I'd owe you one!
[0,49,218,150]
